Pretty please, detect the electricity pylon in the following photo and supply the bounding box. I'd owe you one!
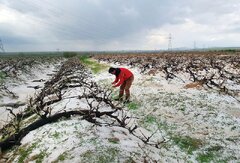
[0,39,5,52]
[168,33,172,51]
[150,33,173,51]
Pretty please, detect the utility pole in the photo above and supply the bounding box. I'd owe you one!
[0,39,5,52]
[193,41,197,50]
[168,33,172,51]
[150,33,173,50]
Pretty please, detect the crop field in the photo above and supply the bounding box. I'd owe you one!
[0,51,240,163]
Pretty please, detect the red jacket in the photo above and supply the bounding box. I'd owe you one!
[112,68,133,87]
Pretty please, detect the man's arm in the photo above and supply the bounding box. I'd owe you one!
[112,76,119,84]
[113,76,124,87]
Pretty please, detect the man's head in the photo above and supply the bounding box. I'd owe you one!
[108,67,116,74]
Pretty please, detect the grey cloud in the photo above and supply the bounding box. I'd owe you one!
[0,25,37,44]
[1,0,42,15]
[1,0,240,51]
[179,0,240,23]
[42,0,189,42]
[1,0,200,42]
[224,25,240,33]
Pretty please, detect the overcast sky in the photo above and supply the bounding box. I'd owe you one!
[0,0,240,52]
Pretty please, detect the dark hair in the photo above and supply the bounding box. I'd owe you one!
[108,67,115,73]
[109,67,121,76]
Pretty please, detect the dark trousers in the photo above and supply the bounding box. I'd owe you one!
[119,75,134,100]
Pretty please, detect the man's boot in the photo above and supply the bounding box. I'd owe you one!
[118,93,123,101]
[115,90,124,101]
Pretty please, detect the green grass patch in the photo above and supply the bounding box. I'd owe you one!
[52,152,69,163]
[18,142,38,163]
[157,121,171,131]
[81,147,120,163]
[0,71,6,83]
[145,77,154,82]
[172,135,203,154]
[196,145,224,163]
[108,137,120,144]
[33,150,48,163]
[144,115,157,124]
[87,137,99,146]
[126,102,139,110]
[58,154,66,161]
[51,152,74,163]
[0,71,6,78]
[35,153,46,163]
[63,52,77,58]
[51,131,61,139]
[141,115,158,130]
[79,55,108,74]
[197,151,215,163]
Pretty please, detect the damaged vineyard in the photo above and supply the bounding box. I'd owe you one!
[0,51,240,162]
